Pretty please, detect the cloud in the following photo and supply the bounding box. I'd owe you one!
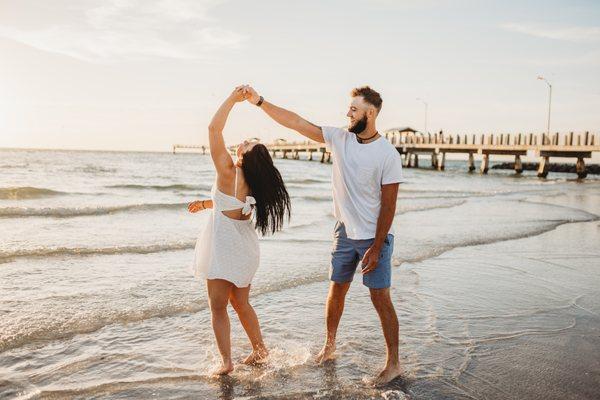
[501,22,600,42]
[0,0,246,62]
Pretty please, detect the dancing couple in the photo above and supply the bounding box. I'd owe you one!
[188,84,403,385]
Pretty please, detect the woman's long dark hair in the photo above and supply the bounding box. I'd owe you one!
[241,144,291,236]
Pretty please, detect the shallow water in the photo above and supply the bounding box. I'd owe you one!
[1,148,599,399]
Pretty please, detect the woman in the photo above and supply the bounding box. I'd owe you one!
[188,85,291,375]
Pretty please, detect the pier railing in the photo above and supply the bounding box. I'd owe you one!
[386,131,596,147]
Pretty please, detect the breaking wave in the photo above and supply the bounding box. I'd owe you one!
[0,202,189,218]
[0,187,67,200]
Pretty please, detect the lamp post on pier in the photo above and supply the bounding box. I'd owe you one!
[416,97,428,133]
[537,76,552,139]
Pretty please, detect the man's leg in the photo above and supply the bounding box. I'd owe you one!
[316,281,351,363]
[318,221,357,363]
[369,287,402,385]
[361,234,402,385]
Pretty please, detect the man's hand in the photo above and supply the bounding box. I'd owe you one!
[244,86,261,105]
[361,245,382,274]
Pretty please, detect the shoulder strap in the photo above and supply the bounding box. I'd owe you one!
[234,168,238,197]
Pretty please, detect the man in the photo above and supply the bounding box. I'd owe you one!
[244,85,403,386]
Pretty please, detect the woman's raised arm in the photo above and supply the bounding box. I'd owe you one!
[207,86,247,174]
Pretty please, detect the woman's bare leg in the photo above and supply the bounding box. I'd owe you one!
[230,285,268,364]
[207,279,234,375]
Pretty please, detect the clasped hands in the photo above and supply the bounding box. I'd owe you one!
[229,85,261,105]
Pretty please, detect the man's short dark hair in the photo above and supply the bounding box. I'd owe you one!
[351,86,382,112]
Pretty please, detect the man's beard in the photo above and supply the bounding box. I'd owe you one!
[348,115,368,134]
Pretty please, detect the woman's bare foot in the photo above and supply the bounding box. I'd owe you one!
[242,347,269,365]
[211,360,234,376]
[315,343,336,364]
[367,363,403,386]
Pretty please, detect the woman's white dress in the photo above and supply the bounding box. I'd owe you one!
[192,179,259,288]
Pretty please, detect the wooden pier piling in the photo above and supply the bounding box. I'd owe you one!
[537,156,549,178]
[576,157,587,179]
[403,152,411,168]
[468,153,475,172]
[514,155,523,174]
[438,153,446,171]
[431,152,439,169]
[480,154,489,174]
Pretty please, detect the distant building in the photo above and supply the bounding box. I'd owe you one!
[385,127,417,135]
[383,126,418,144]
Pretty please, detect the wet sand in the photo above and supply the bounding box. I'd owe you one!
[1,149,600,399]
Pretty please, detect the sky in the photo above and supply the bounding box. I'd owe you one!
[1,0,599,152]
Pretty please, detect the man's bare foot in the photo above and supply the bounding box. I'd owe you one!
[315,343,336,364]
[367,364,403,386]
[211,360,234,376]
[243,348,269,365]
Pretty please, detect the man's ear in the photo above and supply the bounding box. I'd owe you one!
[367,108,376,119]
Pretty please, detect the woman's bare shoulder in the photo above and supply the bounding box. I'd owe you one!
[215,167,236,194]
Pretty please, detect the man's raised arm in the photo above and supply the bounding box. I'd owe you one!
[245,86,324,143]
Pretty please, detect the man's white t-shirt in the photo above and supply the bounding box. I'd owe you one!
[322,126,404,240]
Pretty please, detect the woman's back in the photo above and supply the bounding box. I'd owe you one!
[215,168,253,221]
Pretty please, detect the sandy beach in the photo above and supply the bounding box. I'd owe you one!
[1,148,599,399]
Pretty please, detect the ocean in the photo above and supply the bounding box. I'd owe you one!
[1,148,599,399]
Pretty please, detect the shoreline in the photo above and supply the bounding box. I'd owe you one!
[4,219,599,399]
[2,205,591,355]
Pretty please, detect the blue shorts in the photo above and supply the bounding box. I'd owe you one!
[330,221,394,289]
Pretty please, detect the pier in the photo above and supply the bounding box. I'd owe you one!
[172,144,207,154]
[266,142,333,163]
[264,130,600,179]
